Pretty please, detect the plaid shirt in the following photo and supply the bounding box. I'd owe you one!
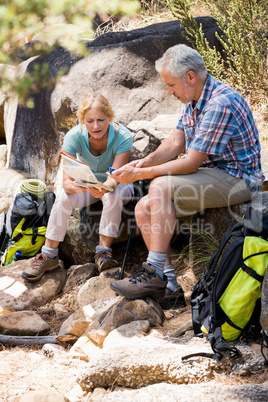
[176,74,264,195]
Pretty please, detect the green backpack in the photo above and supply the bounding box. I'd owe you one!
[182,206,268,362]
[0,191,55,266]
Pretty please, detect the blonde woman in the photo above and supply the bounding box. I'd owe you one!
[22,93,133,281]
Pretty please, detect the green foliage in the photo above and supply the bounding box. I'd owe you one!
[0,0,139,103]
[167,0,268,104]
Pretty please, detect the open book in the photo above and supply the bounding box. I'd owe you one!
[60,152,113,192]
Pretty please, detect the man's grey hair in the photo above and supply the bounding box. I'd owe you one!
[155,44,207,80]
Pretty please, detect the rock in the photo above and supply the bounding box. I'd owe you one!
[77,269,121,307]
[69,334,99,361]
[42,343,66,358]
[0,258,66,311]
[83,297,164,348]
[19,391,68,402]
[58,297,119,337]
[103,320,151,350]
[84,382,268,402]
[0,310,50,335]
[76,336,265,391]
[63,263,96,293]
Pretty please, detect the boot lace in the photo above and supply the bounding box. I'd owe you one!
[129,266,156,284]
[32,254,47,270]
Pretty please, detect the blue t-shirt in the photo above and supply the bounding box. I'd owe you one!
[62,122,133,181]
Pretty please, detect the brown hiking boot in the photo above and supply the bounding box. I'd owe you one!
[21,253,59,282]
[95,251,118,273]
[158,286,186,310]
[110,262,167,299]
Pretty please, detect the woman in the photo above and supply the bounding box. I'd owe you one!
[22,93,133,281]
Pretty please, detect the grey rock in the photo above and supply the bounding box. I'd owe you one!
[0,310,50,336]
[63,263,96,293]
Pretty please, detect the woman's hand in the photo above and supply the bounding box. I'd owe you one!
[63,178,89,194]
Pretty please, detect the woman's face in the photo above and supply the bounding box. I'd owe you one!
[83,108,110,140]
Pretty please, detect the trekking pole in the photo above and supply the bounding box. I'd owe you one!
[119,180,144,280]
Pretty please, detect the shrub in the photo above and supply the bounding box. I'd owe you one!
[167,0,268,105]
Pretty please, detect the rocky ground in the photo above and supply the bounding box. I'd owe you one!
[1,236,268,402]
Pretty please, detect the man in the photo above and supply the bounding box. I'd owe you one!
[108,44,264,301]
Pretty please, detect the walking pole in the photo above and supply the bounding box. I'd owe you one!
[119,180,144,280]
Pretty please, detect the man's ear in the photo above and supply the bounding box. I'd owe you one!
[186,71,196,84]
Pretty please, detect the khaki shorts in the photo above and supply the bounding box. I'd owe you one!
[143,168,253,218]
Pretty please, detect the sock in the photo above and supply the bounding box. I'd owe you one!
[164,265,179,292]
[146,251,166,279]
[96,245,113,254]
[41,245,58,259]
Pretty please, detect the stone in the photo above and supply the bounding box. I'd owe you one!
[0,258,66,311]
[63,263,96,293]
[69,334,98,361]
[84,382,268,402]
[58,297,119,337]
[77,274,121,308]
[0,310,50,336]
[103,320,151,350]
[84,297,164,344]
[19,391,68,402]
[76,336,264,391]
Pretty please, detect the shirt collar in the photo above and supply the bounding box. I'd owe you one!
[193,73,215,112]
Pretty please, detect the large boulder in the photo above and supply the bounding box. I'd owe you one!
[2,17,222,187]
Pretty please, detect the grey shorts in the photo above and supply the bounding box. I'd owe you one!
[144,168,253,218]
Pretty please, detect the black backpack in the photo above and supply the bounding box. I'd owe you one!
[0,191,55,266]
[182,206,268,362]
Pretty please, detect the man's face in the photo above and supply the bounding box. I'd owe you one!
[160,68,196,104]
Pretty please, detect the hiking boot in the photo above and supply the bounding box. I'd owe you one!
[95,251,118,273]
[21,253,59,282]
[158,286,186,310]
[110,262,167,299]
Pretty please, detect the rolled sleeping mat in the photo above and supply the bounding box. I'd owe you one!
[19,179,47,199]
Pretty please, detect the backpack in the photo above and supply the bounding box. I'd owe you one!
[0,191,55,266]
[182,206,268,362]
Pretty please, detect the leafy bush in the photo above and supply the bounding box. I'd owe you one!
[167,0,268,105]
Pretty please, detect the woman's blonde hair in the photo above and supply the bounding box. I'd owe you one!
[77,93,115,124]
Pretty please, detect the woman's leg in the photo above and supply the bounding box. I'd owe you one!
[95,183,133,272]
[22,189,98,281]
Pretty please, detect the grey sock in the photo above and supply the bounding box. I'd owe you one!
[95,245,112,254]
[41,245,58,259]
[164,265,179,292]
[147,251,166,279]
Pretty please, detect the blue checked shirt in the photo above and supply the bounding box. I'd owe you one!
[176,74,264,195]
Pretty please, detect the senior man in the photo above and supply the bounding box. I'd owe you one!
[108,44,264,301]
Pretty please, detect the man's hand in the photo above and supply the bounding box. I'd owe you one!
[108,165,142,184]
